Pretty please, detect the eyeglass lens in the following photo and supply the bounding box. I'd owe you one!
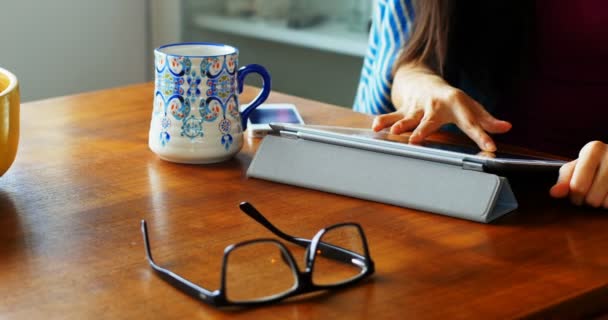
[312,225,366,286]
[225,241,298,303]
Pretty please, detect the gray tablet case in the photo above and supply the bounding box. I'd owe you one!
[247,134,518,223]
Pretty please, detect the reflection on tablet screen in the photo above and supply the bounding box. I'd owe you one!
[311,126,553,161]
[250,108,301,124]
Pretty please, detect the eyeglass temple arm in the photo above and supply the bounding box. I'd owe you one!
[239,202,311,248]
[141,220,218,303]
[238,202,367,265]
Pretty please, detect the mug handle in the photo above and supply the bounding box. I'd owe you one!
[237,64,272,130]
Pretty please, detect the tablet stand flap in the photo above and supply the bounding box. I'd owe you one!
[484,177,518,223]
[247,134,519,223]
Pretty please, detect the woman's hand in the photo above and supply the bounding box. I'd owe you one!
[550,141,608,208]
[372,64,512,152]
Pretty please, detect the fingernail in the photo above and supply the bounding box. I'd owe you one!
[484,142,495,151]
[549,185,560,197]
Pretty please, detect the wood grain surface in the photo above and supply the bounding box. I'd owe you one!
[0,83,607,319]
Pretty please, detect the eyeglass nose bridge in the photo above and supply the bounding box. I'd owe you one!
[305,223,371,270]
[305,229,325,270]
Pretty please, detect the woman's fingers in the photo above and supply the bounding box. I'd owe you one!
[569,141,605,206]
[479,116,512,134]
[390,109,423,135]
[562,141,608,208]
[585,157,608,207]
[390,117,421,135]
[410,117,444,143]
[453,112,497,152]
[550,160,576,198]
[571,141,608,207]
[448,95,498,151]
[372,112,405,132]
[471,100,513,134]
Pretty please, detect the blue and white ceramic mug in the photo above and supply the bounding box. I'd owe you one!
[149,42,271,164]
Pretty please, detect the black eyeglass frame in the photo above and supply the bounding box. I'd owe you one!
[141,202,375,307]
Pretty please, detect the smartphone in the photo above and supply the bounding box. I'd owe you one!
[246,103,305,138]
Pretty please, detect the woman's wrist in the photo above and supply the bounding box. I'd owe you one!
[394,62,438,78]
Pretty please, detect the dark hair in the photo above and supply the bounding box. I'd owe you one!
[394,0,452,75]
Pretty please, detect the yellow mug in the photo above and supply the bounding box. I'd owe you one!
[0,67,19,177]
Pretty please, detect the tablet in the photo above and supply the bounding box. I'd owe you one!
[269,123,567,173]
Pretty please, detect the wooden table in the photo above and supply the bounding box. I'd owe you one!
[1,83,607,319]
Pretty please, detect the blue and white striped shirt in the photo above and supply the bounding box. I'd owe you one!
[353,0,414,115]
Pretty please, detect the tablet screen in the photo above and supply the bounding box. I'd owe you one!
[373,131,550,161]
[296,125,561,162]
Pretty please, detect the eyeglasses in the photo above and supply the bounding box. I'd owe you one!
[141,202,375,307]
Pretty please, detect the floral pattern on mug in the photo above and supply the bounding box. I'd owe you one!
[154,52,240,148]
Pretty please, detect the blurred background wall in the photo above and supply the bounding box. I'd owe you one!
[0,0,148,102]
[0,0,372,107]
